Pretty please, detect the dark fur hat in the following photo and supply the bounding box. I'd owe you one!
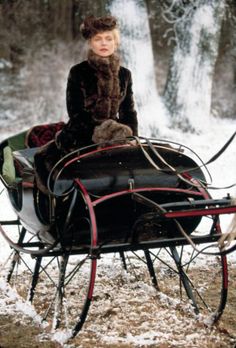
[80,15,118,40]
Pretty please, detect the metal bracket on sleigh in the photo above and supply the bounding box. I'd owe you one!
[0,135,236,340]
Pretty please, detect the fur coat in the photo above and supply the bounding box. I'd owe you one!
[34,52,138,193]
[56,52,138,151]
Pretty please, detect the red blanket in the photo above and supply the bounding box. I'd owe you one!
[26,122,65,148]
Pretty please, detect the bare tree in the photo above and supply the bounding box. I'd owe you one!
[162,0,226,131]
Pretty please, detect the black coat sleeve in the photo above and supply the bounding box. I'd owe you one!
[56,66,94,150]
[118,70,138,136]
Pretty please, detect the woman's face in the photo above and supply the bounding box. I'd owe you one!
[89,31,116,57]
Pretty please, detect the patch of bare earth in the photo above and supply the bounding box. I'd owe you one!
[0,316,59,348]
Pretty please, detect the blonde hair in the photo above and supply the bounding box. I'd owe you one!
[112,28,121,47]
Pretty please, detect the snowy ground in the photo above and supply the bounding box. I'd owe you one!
[0,117,236,347]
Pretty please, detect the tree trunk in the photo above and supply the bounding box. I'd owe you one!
[145,0,174,94]
[46,0,74,41]
[163,0,225,131]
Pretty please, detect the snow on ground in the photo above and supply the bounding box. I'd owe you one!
[0,279,44,326]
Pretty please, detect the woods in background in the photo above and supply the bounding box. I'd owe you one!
[0,0,236,122]
[0,0,111,62]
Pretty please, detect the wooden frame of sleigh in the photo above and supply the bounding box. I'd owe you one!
[0,126,236,339]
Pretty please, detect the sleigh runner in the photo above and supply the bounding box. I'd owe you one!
[0,126,236,338]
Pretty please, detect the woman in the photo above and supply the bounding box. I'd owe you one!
[34,15,138,193]
[56,15,138,150]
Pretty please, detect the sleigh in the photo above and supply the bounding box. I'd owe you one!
[0,127,236,339]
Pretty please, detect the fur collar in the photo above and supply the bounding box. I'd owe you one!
[87,50,121,124]
[88,49,120,75]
